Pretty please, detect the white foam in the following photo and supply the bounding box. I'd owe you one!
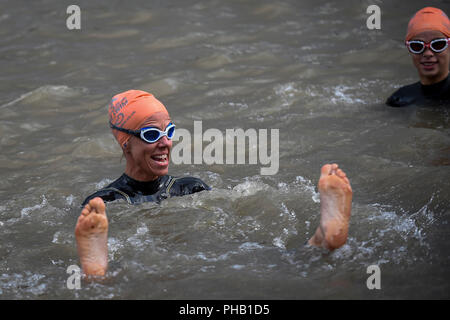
[272,236,286,249]
[330,85,365,105]
[239,242,264,251]
[295,176,320,203]
[95,179,114,190]
[231,264,245,270]
[0,272,46,297]
[280,202,297,223]
[108,237,124,260]
[65,195,75,206]
[232,180,269,197]
[195,252,232,262]
[136,223,149,235]
[274,82,297,107]
[52,231,62,244]
[20,195,47,218]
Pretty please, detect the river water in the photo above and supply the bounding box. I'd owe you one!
[0,0,449,299]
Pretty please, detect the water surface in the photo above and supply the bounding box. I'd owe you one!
[0,0,449,299]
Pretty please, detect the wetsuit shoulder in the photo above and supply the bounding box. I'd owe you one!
[81,187,128,206]
[167,176,211,196]
[81,175,132,206]
[386,82,422,107]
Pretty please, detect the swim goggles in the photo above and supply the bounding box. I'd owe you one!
[109,121,175,143]
[405,38,450,54]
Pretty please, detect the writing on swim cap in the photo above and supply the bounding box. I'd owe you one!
[406,7,450,41]
[109,97,128,124]
[108,90,169,149]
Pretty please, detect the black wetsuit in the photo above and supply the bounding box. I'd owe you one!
[82,174,210,206]
[386,75,450,107]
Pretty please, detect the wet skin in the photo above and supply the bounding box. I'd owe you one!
[123,111,173,182]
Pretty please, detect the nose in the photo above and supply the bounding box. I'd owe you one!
[156,135,171,147]
[423,46,434,57]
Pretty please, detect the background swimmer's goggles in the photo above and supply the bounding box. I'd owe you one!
[110,122,175,143]
[405,38,450,54]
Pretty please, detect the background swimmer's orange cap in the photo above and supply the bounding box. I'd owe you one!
[406,7,450,41]
[108,90,169,148]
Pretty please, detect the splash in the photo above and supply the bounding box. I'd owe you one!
[20,195,48,218]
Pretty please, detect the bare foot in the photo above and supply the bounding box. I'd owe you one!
[308,164,353,250]
[75,197,108,276]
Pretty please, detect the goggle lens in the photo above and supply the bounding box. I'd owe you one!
[141,123,175,143]
[167,125,175,139]
[142,130,160,142]
[431,39,447,51]
[409,42,424,53]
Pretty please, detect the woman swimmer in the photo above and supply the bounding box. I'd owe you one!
[386,7,450,107]
[81,90,210,206]
[75,90,353,277]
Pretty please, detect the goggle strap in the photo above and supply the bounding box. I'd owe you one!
[109,122,140,136]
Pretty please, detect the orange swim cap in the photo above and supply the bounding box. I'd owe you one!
[108,90,169,148]
[406,7,450,41]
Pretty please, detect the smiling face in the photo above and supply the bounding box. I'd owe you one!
[409,30,450,85]
[124,111,173,181]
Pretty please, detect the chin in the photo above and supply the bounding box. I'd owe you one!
[154,167,169,177]
[418,67,442,80]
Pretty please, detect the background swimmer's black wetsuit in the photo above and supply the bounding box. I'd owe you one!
[386,74,450,107]
[82,174,210,206]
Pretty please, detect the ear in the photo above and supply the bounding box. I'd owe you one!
[122,140,131,154]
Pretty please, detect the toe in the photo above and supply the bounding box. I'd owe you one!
[321,164,333,177]
[89,197,106,214]
[330,163,338,175]
[81,203,92,216]
[336,169,347,178]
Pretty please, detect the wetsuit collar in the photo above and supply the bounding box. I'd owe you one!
[121,173,164,195]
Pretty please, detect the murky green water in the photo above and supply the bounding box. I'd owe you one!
[0,0,449,299]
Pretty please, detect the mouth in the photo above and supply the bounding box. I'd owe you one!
[421,61,437,70]
[151,153,169,166]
